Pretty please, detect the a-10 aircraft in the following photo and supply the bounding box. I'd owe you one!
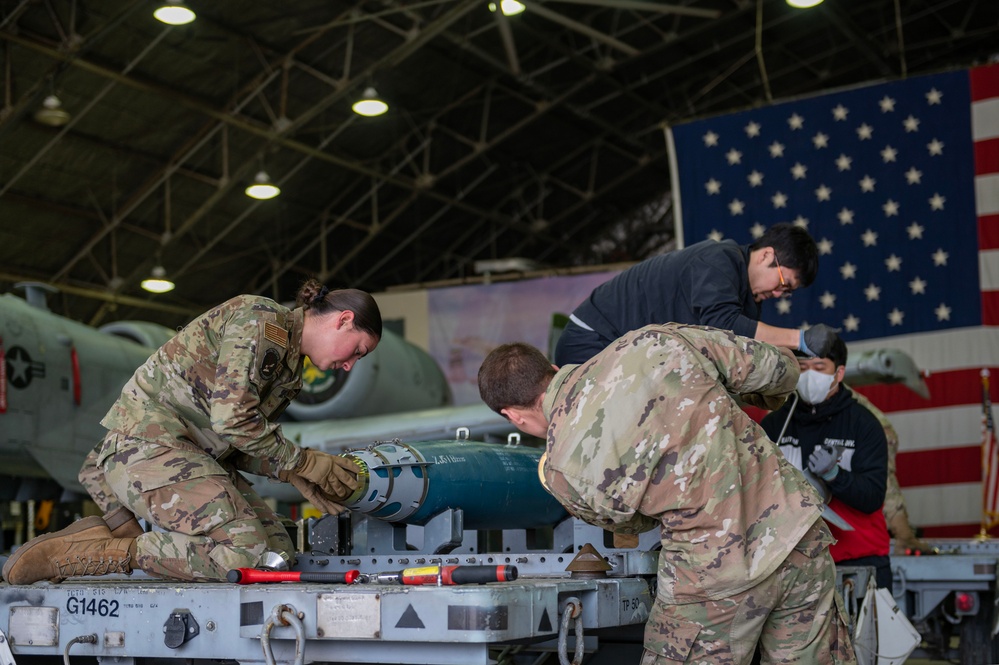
[0,284,513,504]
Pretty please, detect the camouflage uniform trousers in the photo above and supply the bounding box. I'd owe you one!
[79,434,293,582]
[640,520,857,665]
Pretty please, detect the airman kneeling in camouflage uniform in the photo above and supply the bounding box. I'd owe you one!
[479,323,857,664]
[3,279,381,585]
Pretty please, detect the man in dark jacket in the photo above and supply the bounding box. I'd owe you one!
[554,223,836,366]
[761,334,891,589]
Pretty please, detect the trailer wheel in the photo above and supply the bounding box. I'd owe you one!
[959,607,997,665]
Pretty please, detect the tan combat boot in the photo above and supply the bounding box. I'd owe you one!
[103,506,144,538]
[2,519,135,585]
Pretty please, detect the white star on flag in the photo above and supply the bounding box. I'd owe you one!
[726,148,742,164]
[838,207,854,224]
[860,175,876,192]
[750,222,766,238]
[885,254,903,271]
[862,229,879,246]
[815,185,832,201]
[880,96,897,112]
[788,113,804,129]
[857,123,873,140]
[932,248,949,266]
[929,193,946,210]
[907,222,924,239]
[813,132,829,148]
[772,192,788,208]
[817,238,834,255]
[881,145,898,162]
[883,199,899,216]
[905,167,922,184]
[864,283,881,301]
[791,163,807,179]
[888,308,905,326]
[928,138,945,155]
[769,141,785,157]
[836,154,852,171]
[820,291,837,309]
[748,170,764,187]
[934,302,951,321]
[903,115,920,132]
[728,199,745,215]
[705,178,721,194]
[832,104,849,120]
[703,131,719,146]
[925,87,942,104]
[775,298,792,315]
[745,121,761,137]
[843,314,860,332]
[909,276,927,294]
[840,261,857,278]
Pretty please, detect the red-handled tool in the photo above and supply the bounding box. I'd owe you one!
[227,568,361,584]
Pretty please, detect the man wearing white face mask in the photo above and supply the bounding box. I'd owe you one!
[760,334,891,589]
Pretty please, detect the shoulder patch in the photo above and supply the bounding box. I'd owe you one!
[264,322,289,348]
[260,348,281,381]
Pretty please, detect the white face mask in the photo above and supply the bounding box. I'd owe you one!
[797,369,837,405]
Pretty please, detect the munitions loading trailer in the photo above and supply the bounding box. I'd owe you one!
[7,513,999,664]
[0,513,662,665]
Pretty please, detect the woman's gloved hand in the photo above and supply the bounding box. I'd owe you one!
[284,474,347,514]
[292,449,361,499]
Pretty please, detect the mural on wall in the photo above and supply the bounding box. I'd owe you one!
[428,272,617,405]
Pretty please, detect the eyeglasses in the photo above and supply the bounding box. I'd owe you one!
[774,255,793,293]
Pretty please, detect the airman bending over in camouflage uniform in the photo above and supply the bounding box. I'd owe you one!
[3,279,381,585]
[479,324,857,665]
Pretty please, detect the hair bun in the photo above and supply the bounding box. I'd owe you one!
[313,285,330,305]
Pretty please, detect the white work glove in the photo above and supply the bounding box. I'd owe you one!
[808,445,841,481]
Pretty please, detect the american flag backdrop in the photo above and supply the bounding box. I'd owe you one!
[667,64,999,537]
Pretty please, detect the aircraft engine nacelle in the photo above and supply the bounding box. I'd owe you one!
[98,321,177,349]
[285,328,451,421]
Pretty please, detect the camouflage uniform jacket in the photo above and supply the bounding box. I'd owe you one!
[100,295,305,476]
[542,324,826,604]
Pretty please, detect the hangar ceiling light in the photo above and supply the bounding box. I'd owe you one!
[352,87,389,117]
[154,1,196,26]
[141,266,175,294]
[786,0,824,7]
[245,170,281,200]
[34,95,71,127]
[488,1,526,16]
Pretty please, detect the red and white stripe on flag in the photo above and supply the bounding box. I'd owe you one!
[974,65,999,324]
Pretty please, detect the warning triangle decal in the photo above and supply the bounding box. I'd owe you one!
[538,607,553,632]
[396,604,426,629]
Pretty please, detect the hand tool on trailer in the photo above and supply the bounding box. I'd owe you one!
[227,568,361,584]
[359,564,517,585]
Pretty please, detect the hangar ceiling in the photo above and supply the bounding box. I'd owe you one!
[0,0,996,327]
